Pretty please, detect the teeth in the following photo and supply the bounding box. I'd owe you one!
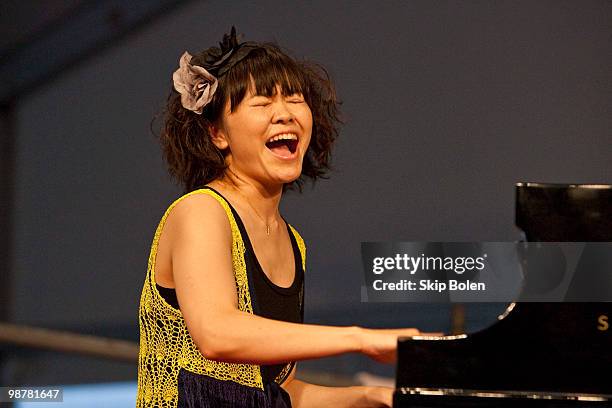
[267,133,298,143]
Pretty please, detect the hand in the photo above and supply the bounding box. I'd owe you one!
[359,328,444,364]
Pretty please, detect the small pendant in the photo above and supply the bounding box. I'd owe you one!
[266,225,270,235]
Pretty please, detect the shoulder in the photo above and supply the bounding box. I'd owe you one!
[169,189,226,216]
[163,189,232,245]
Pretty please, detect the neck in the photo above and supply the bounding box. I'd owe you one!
[213,171,283,225]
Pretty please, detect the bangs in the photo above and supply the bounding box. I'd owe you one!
[221,47,308,112]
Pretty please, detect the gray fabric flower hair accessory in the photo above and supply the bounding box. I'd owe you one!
[172,27,267,114]
[172,51,218,114]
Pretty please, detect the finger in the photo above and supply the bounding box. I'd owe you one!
[379,328,421,335]
[415,332,445,337]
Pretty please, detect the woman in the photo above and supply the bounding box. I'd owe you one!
[137,27,430,408]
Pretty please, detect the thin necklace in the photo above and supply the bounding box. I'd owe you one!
[227,182,276,236]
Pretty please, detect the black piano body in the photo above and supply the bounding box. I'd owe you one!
[394,183,612,407]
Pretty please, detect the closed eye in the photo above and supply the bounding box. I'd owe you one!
[250,96,272,107]
[286,93,305,103]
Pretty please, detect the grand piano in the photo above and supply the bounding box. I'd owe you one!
[394,183,612,407]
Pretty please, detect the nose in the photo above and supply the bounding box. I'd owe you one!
[271,99,295,124]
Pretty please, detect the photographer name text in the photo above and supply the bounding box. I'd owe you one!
[372,279,486,292]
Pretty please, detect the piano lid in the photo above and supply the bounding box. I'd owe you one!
[516,182,612,242]
[395,182,612,404]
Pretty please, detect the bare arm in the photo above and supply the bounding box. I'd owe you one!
[281,365,393,408]
[169,194,423,364]
[285,381,392,408]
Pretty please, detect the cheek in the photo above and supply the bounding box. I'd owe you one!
[226,113,269,145]
[238,111,269,132]
[300,121,313,149]
[300,106,314,134]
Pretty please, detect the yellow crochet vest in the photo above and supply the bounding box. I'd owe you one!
[136,188,306,408]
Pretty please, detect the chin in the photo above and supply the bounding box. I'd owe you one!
[276,176,301,186]
[275,164,303,181]
[273,171,302,186]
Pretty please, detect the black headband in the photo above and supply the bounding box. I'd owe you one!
[190,26,269,77]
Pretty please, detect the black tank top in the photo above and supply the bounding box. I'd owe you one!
[156,186,304,384]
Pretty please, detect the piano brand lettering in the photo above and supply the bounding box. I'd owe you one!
[598,315,609,331]
[372,254,486,275]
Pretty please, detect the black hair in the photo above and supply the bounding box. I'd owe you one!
[157,29,341,193]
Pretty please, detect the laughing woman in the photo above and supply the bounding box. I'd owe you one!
[137,28,426,408]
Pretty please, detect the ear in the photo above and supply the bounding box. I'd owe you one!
[208,123,229,150]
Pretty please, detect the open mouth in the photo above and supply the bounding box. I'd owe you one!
[265,133,299,157]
